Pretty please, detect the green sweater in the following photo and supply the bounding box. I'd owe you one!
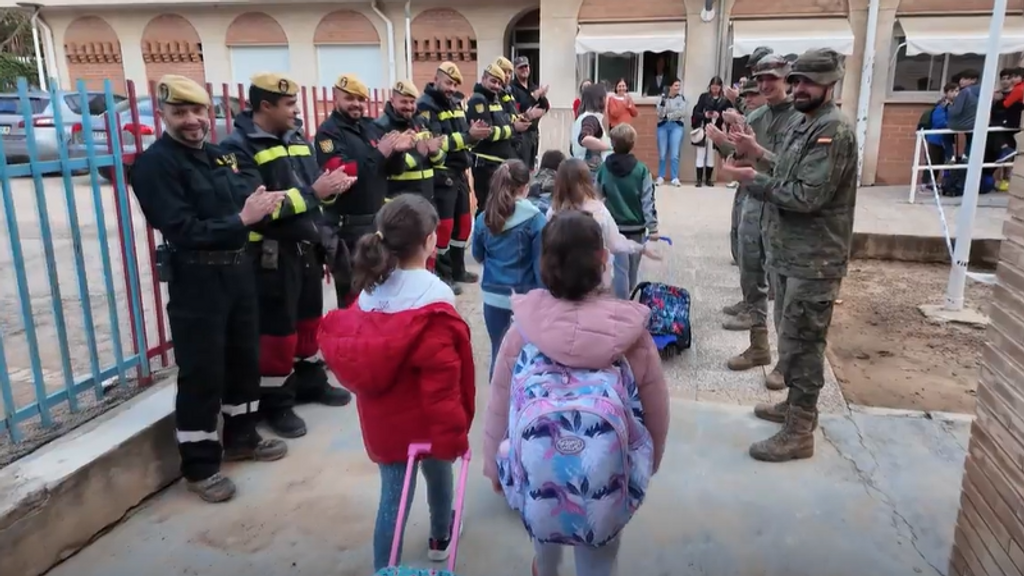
[596,153,658,235]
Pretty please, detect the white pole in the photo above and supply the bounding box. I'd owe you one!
[944,0,1007,311]
[909,130,923,203]
[30,12,46,91]
[855,0,880,186]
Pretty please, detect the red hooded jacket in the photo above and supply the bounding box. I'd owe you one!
[318,270,475,463]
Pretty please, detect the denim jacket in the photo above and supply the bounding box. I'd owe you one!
[471,199,546,309]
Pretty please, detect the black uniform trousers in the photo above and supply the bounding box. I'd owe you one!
[326,214,377,308]
[168,252,260,482]
[517,131,539,171]
[472,157,501,217]
[252,240,325,413]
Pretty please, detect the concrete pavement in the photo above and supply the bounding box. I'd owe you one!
[39,181,977,576]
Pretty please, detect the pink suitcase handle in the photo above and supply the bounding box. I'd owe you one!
[388,442,472,572]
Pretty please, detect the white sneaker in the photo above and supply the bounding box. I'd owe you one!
[671,178,681,187]
[656,177,665,186]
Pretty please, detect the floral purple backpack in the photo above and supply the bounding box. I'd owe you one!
[631,281,692,357]
[496,341,653,547]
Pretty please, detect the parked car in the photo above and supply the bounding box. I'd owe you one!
[0,91,127,168]
[69,95,242,183]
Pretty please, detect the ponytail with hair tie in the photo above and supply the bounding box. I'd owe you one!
[349,194,440,295]
[484,159,531,234]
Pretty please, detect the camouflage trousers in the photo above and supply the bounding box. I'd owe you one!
[729,188,744,264]
[772,274,843,410]
[739,195,769,328]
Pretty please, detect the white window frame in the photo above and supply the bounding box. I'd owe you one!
[577,51,685,99]
[887,33,1022,98]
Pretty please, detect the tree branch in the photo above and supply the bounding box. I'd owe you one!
[0,11,34,53]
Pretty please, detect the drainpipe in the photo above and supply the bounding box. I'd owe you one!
[371,0,397,85]
[404,1,413,82]
[28,7,46,90]
[35,13,58,88]
[855,0,880,186]
[712,0,728,77]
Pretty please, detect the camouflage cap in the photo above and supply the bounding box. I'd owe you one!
[788,48,845,85]
[392,79,419,98]
[484,63,507,83]
[156,75,210,107]
[495,56,514,75]
[740,79,760,96]
[438,61,463,85]
[749,46,775,68]
[751,54,791,79]
[335,74,369,100]
[250,72,299,96]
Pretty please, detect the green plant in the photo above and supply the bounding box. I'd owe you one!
[0,52,37,91]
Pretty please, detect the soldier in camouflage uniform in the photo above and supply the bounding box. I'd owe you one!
[728,80,765,266]
[721,48,858,463]
[729,46,774,116]
[713,57,803,392]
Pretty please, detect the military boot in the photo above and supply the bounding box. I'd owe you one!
[727,327,772,371]
[224,434,289,462]
[765,365,785,390]
[187,472,236,503]
[749,404,817,462]
[722,300,747,316]
[293,360,352,407]
[449,246,479,284]
[722,311,754,331]
[265,407,308,438]
[435,252,463,296]
[752,400,818,430]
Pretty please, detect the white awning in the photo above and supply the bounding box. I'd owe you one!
[731,19,855,57]
[575,22,686,55]
[898,16,1024,56]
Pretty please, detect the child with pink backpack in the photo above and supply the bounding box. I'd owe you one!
[482,210,671,576]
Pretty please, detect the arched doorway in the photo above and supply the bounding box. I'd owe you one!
[410,8,477,89]
[507,9,540,85]
[140,14,206,86]
[64,16,126,92]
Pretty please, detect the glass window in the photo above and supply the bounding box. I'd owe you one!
[0,96,48,115]
[581,51,683,96]
[890,36,992,93]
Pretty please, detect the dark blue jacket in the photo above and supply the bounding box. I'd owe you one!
[471,199,546,309]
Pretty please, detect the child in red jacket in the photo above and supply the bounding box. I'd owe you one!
[318,194,475,572]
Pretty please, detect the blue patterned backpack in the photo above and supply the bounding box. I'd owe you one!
[631,281,692,356]
[496,341,654,547]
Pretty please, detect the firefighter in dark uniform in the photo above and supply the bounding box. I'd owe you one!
[220,72,355,440]
[375,79,447,270]
[416,62,492,292]
[467,63,531,215]
[130,75,287,503]
[508,56,550,170]
[314,73,413,307]
[495,57,525,160]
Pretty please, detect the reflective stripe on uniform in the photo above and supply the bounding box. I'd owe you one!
[449,239,468,248]
[475,152,504,163]
[221,399,260,417]
[253,144,312,165]
[176,429,219,443]
[249,231,263,242]
[260,374,291,388]
[403,153,418,169]
[389,169,434,181]
[437,245,450,254]
[488,104,503,112]
[438,110,467,121]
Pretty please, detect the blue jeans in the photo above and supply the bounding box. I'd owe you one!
[612,232,644,299]
[483,304,514,378]
[374,459,454,571]
[656,122,683,180]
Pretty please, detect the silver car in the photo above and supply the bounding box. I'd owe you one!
[0,90,126,166]
[70,95,242,182]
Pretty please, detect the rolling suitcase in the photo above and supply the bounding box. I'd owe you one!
[373,443,471,576]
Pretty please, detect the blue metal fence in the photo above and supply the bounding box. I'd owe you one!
[0,77,151,441]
